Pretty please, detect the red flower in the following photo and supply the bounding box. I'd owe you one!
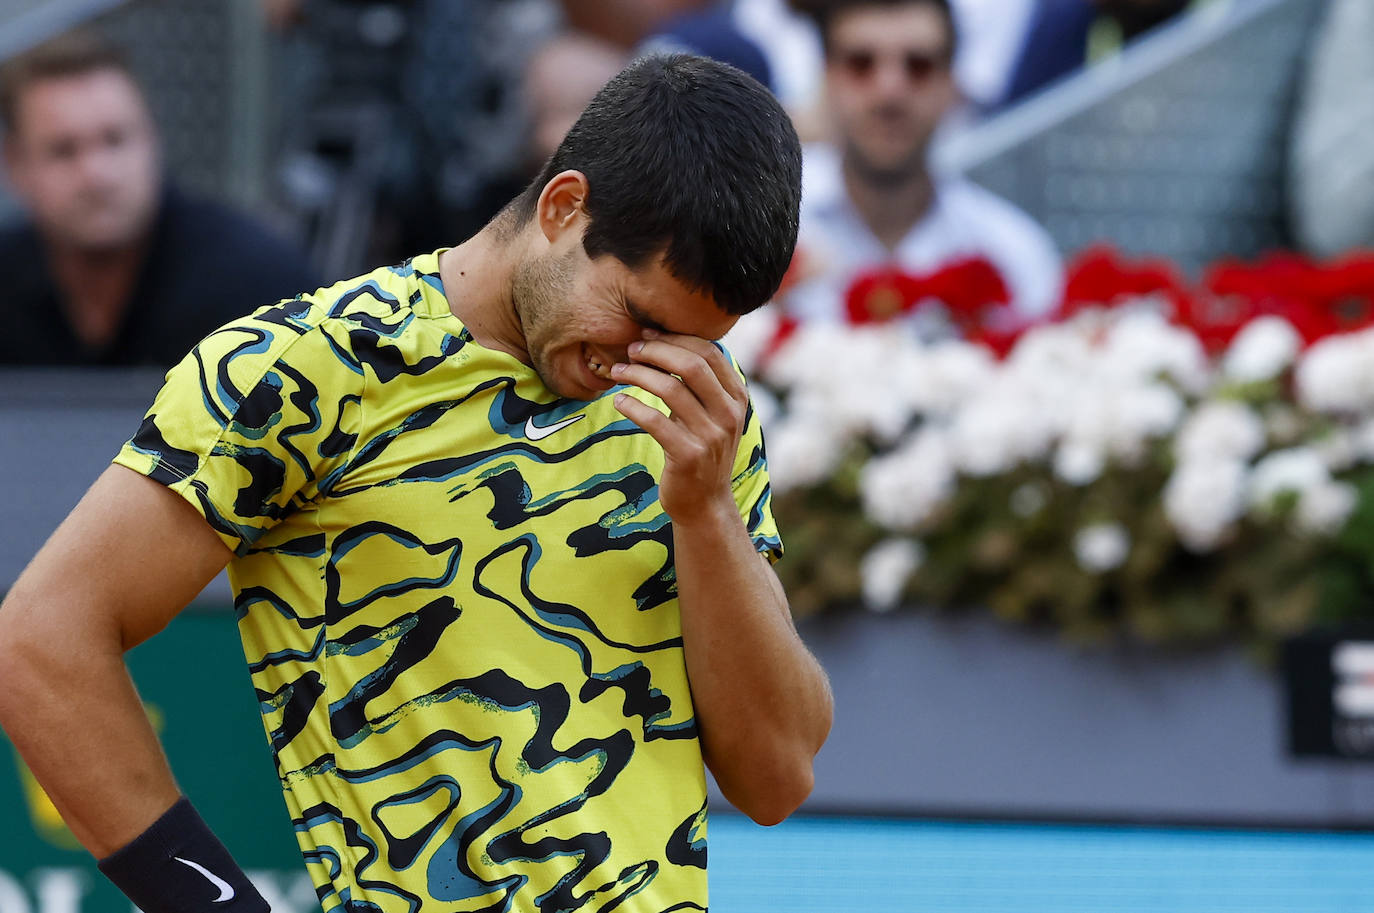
[762,311,801,364]
[1199,254,1341,348]
[966,325,1025,359]
[844,268,924,324]
[843,257,1010,327]
[1308,250,1374,334]
[928,258,1011,329]
[1182,251,1374,349]
[1175,290,1257,353]
[1059,245,1192,320]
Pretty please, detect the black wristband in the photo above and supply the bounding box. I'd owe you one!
[97,797,270,913]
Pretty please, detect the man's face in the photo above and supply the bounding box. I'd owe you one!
[513,241,738,401]
[824,3,957,182]
[3,68,160,251]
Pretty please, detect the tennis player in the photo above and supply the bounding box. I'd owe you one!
[0,53,833,912]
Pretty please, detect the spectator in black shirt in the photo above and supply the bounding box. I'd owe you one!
[0,31,320,367]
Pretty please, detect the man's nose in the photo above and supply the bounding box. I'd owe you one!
[75,144,122,188]
[870,59,913,99]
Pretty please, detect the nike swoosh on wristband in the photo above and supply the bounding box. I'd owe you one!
[525,413,585,441]
[173,856,236,903]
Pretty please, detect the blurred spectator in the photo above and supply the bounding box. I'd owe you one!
[948,0,1037,112]
[735,0,826,118]
[556,0,715,48]
[0,31,319,367]
[778,0,1062,334]
[731,0,1043,137]
[642,6,774,92]
[263,0,555,265]
[1288,0,1374,259]
[526,31,630,171]
[999,0,1196,110]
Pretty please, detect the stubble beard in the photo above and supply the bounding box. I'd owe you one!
[512,247,579,397]
[844,136,929,190]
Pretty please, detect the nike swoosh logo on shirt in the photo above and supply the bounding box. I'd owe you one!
[525,413,585,441]
[174,856,236,903]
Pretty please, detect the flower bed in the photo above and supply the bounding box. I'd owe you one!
[731,246,1374,649]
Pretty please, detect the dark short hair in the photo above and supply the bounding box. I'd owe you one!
[804,0,958,58]
[0,30,137,134]
[514,53,802,316]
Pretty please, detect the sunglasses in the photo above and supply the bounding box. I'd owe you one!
[834,48,949,83]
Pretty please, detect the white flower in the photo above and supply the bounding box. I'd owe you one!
[1005,322,1094,382]
[1105,383,1185,461]
[1054,440,1106,486]
[1004,315,1191,474]
[859,429,957,531]
[860,538,926,612]
[771,326,921,444]
[759,321,835,390]
[946,393,1047,477]
[764,418,847,495]
[1163,458,1249,552]
[1295,481,1358,536]
[1073,523,1131,573]
[1174,400,1266,463]
[1245,448,1358,536]
[1248,447,1330,510]
[906,341,996,416]
[1314,429,1358,473]
[749,384,782,434]
[721,307,782,377]
[1295,328,1374,414]
[1100,309,1211,393]
[1222,316,1302,383]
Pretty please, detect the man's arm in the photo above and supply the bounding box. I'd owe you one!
[612,331,834,826]
[0,465,232,855]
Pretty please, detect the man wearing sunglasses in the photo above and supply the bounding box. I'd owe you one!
[780,0,1062,333]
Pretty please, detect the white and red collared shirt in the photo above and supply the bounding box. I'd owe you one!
[780,143,1064,336]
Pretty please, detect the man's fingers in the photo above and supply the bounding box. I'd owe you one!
[650,333,747,398]
[613,392,689,453]
[625,334,745,419]
[610,362,709,427]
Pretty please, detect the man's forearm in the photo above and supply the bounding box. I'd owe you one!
[672,497,833,825]
[0,593,270,912]
[0,592,180,857]
[0,466,266,911]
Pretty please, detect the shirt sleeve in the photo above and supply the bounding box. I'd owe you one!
[726,349,783,563]
[112,298,365,555]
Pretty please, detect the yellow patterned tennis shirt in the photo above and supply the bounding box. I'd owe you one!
[113,251,781,913]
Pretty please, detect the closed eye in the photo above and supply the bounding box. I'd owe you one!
[625,299,671,335]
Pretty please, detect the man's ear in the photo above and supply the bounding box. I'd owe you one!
[534,170,590,244]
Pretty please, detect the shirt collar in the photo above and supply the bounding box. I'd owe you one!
[802,142,952,245]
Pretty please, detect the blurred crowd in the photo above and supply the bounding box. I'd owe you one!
[0,0,1370,368]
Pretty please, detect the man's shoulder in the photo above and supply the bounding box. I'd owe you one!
[928,176,1064,317]
[156,185,320,289]
[0,217,41,259]
[0,217,54,307]
[934,176,1054,245]
[163,186,282,243]
[250,254,455,368]
[172,279,379,394]
[0,218,60,362]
